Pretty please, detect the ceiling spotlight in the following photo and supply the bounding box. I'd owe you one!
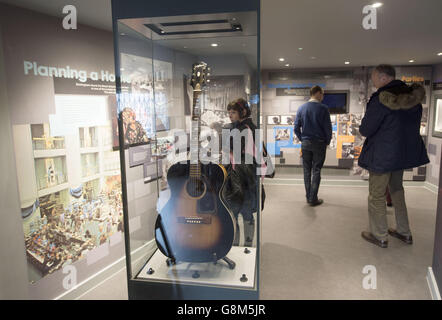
[345,61,350,65]
[279,58,285,62]
[298,48,303,51]
[211,43,218,47]
[372,2,383,8]
[438,52,442,56]
[310,56,317,59]
[409,59,415,63]
[160,30,165,34]
[120,33,126,36]
[285,64,290,67]
[183,46,187,49]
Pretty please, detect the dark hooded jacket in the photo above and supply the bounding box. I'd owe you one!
[358,80,429,173]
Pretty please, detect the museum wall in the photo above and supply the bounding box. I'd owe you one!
[430,63,442,291]
[0,3,126,300]
[0,25,29,300]
[426,64,442,187]
[261,66,432,181]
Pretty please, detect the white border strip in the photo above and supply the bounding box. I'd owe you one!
[424,182,438,194]
[427,267,441,300]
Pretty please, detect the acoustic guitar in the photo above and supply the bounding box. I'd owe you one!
[154,62,236,264]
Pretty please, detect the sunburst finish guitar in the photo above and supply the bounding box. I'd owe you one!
[154,62,236,264]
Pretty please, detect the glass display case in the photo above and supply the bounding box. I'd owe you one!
[112,0,261,299]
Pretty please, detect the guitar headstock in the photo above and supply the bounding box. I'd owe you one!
[190,62,210,91]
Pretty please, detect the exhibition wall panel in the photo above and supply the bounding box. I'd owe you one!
[0,25,29,300]
[0,3,124,300]
[426,64,442,187]
[433,146,442,292]
[430,64,442,292]
[261,66,432,182]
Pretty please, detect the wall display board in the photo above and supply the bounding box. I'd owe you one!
[0,3,131,299]
[336,113,363,160]
[432,95,442,138]
[17,94,123,283]
[267,115,281,125]
[112,0,261,300]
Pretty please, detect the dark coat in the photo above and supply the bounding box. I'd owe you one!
[221,118,265,219]
[358,80,429,173]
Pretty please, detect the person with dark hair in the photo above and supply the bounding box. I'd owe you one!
[294,86,332,206]
[359,64,429,248]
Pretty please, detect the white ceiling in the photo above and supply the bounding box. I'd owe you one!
[1,0,442,69]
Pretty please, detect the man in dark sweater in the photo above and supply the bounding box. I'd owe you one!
[359,64,429,248]
[294,86,332,206]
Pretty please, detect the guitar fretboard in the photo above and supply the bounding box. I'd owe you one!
[190,90,202,179]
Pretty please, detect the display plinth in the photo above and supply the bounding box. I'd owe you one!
[137,246,256,288]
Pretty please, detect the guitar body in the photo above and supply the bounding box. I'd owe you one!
[155,161,236,263]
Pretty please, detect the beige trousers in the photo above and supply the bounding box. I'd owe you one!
[368,170,411,241]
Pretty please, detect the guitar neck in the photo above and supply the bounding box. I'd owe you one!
[190,89,202,179]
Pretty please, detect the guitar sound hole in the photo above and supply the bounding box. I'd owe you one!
[186,178,205,198]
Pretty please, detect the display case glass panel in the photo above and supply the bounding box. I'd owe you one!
[112,0,260,299]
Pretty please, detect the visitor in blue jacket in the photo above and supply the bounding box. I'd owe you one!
[359,64,429,248]
[295,86,332,206]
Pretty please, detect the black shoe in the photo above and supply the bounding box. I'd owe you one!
[309,199,323,207]
[361,231,388,248]
[386,202,393,207]
[388,228,413,244]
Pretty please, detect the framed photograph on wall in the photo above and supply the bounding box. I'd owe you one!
[280,115,295,125]
[267,115,281,125]
[432,95,442,138]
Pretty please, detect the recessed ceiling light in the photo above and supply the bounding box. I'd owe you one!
[372,2,383,8]
[183,46,187,49]
[279,58,285,62]
[120,33,126,36]
[285,64,290,67]
[345,61,350,65]
[409,59,415,63]
[438,52,442,56]
[298,48,303,51]
[160,30,165,34]
[310,56,317,59]
[211,43,218,47]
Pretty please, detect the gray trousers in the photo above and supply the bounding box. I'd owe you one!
[368,170,411,241]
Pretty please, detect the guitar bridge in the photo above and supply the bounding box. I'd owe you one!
[177,216,212,225]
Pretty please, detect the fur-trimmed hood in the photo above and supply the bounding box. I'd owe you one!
[379,81,425,111]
